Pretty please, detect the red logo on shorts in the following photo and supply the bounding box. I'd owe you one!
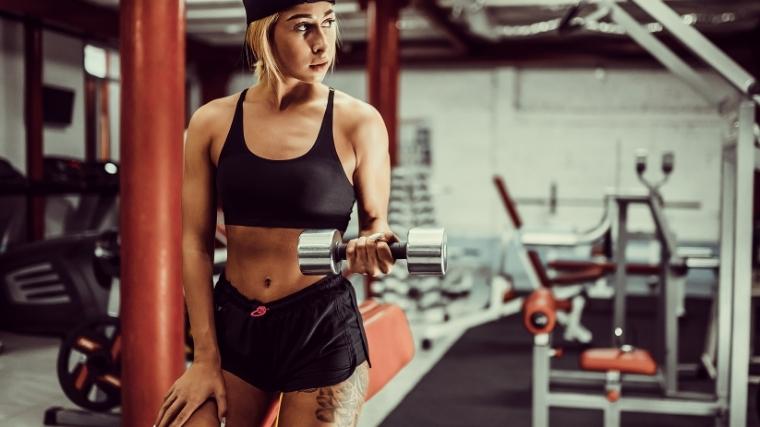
[250,306,268,317]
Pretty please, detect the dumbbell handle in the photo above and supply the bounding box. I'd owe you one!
[337,242,408,260]
[298,228,446,276]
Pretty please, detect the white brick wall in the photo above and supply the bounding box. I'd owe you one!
[323,67,732,243]
[0,21,87,173]
[42,30,85,161]
[0,19,25,173]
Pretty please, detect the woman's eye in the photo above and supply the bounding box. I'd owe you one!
[295,19,335,32]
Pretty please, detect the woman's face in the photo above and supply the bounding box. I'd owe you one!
[272,2,337,83]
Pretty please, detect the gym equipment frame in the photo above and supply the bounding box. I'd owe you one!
[525,0,759,425]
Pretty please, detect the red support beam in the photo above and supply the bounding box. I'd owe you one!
[99,77,112,160]
[84,77,97,162]
[119,0,185,425]
[365,0,403,298]
[366,0,402,167]
[0,0,233,70]
[24,19,44,241]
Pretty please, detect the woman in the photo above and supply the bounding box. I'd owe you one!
[154,1,396,426]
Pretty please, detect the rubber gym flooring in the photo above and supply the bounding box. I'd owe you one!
[381,296,760,427]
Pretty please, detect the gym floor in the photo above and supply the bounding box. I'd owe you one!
[0,290,465,427]
[383,295,760,427]
[0,333,80,426]
[1,266,752,426]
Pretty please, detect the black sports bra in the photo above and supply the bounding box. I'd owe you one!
[215,88,355,234]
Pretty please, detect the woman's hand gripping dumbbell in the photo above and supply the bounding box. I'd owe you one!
[297,228,448,276]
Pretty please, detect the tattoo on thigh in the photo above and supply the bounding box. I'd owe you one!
[313,363,369,426]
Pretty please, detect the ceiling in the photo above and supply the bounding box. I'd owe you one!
[82,0,446,46]
[64,0,760,68]
[79,0,760,44]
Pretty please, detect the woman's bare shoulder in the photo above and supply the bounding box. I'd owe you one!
[331,89,384,133]
[190,93,240,129]
[186,92,243,146]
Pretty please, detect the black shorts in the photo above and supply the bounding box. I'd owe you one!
[212,272,371,393]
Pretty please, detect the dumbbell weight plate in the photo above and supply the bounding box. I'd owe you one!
[298,229,343,275]
[57,316,121,412]
[407,228,447,275]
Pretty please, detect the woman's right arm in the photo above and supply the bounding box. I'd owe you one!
[182,104,222,365]
[154,105,229,427]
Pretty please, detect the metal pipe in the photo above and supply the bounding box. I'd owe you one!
[633,0,758,98]
[647,194,680,262]
[727,100,756,427]
[548,392,722,415]
[603,0,726,109]
[716,144,736,407]
[613,199,627,346]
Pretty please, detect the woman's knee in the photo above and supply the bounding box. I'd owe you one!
[183,369,275,427]
[183,399,220,427]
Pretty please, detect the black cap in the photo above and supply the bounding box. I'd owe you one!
[243,0,336,25]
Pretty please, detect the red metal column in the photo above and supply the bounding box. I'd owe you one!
[24,19,44,241]
[99,75,112,160]
[366,0,402,167]
[365,0,402,298]
[84,77,97,162]
[120,1,185,426]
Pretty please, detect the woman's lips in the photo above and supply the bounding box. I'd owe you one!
[309,62,328,70]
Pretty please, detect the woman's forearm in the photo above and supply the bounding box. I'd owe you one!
[183,248,220,365]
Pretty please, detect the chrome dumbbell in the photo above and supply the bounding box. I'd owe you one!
[297,227,447,276]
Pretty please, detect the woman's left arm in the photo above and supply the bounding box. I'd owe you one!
[344,104,397,277]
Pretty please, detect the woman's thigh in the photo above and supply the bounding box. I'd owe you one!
[184,369,276,427]
[277,361,370,427]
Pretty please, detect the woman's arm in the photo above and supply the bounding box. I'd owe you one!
[155,100,232,427]
[353,105,392,235]
[345,103,397,276]
[182,105,221,365]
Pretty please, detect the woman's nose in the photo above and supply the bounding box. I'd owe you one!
[310,28,327,54]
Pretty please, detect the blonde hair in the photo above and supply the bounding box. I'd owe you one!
[244,12,341,93]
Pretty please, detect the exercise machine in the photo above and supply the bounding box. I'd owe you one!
[415,173,607,349]
[522,0,758,424]
[0,231,114,336]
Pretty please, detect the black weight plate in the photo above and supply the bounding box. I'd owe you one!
[57,316,121,412]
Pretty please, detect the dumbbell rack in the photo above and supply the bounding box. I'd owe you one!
[373,166,466,323]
